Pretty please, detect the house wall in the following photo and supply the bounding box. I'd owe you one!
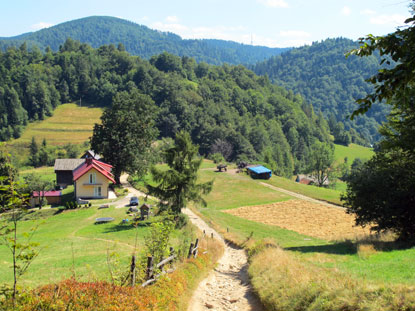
[74,168,109,199]
[30,196,61,208]
[56,170,74,187]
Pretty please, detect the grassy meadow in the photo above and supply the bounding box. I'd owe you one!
[0,195,194,286]
[10,103,102,146]
[334,143,374,164]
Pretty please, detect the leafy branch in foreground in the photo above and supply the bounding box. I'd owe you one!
[344,8,415,241]
[0,153,41,305]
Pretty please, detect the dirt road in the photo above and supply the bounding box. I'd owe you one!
[259,181,342,209]
[115,174,154,208]
[183,208,263,311]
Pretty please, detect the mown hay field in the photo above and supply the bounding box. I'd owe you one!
[10,103,102,146]
[225,199,371,240]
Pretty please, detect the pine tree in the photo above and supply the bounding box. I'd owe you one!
[147,131,213,215]
[29,137,39,167]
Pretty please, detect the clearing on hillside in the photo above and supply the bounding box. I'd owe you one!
[224,199,371,240]
[9,103,102,146]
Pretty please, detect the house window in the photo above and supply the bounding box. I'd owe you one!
[89,173,96,184]
[94,186,102,197]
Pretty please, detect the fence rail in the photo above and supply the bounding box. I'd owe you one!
[140,238,199,287]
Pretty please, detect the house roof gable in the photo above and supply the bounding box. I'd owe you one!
[73,159,115,183]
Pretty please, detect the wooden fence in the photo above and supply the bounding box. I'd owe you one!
[137,238,200,287]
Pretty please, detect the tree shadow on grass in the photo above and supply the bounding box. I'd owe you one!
[286,241,358,255]
[286,240,411,255]
[102,221,153,233]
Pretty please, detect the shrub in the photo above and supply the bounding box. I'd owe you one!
[209,152,225,164]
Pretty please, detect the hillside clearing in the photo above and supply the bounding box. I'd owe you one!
[334,143,374,164]
[8,103,102,146]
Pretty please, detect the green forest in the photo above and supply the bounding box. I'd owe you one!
[0,39,331,177]
[0,16,288,65]
[252,38,390,144]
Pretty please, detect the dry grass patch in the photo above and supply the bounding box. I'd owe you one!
[224,199,370,240]
[249,247,415,311]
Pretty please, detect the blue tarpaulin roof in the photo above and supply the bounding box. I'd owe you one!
[247,165,272,174]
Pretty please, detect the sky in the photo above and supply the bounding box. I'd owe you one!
[0,0,412,47]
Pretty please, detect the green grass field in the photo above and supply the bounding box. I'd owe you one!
[334,143,374,164]
[0,197,189,286]
[19,166,56,182]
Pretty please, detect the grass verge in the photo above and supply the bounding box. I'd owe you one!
[248,244,415,311]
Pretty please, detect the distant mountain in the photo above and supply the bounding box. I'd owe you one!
[0,16,289,65]
[251,38,391,144]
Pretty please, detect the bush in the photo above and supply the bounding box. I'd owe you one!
[209,152,225,164]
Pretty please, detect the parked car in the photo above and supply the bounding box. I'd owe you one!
[129,196,139,206]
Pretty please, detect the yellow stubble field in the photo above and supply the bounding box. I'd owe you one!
[224,199,371,241]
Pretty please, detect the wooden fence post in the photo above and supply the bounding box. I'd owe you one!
[130,255,136,287]
[193,238,199,258]
[188,242,194,259]
[146,256,154,280]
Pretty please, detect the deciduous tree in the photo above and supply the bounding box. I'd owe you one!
[91,89,158,184]
[343,8,415,240]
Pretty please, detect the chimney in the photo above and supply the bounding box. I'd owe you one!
[86,158,93,165]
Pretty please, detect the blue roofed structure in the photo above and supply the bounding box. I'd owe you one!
[247,165,272,179]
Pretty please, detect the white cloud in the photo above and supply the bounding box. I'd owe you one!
[257,0,289,8]
[166,16,179,23]
[150,21,308,48]
[360,9,376,16]
[279,30,311,37]
[341,6,351,16]
[370,14,408,26]
[151,21,188,33]
[31,22,54,31]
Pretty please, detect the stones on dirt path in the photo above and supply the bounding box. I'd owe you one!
[205,302,214,309]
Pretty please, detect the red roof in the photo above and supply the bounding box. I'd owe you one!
[299,178,312,185]
[33,191,62,197]
[73,159,115,184]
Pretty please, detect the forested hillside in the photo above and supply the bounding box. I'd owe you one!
[0,16,288,65]
[0,39,330,176]
[252,38,390,144]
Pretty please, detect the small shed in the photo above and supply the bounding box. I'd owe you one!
[140,204,150,220]
[31,191,62,207]
[247,165,272,180]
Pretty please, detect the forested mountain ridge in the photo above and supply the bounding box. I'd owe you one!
[0,16,289,65]
[252,38,390,144]
[0,39,330,177]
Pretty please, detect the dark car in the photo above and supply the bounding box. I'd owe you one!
[129,196,139,206]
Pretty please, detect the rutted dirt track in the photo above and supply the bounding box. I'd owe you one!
[183,208,264,311]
